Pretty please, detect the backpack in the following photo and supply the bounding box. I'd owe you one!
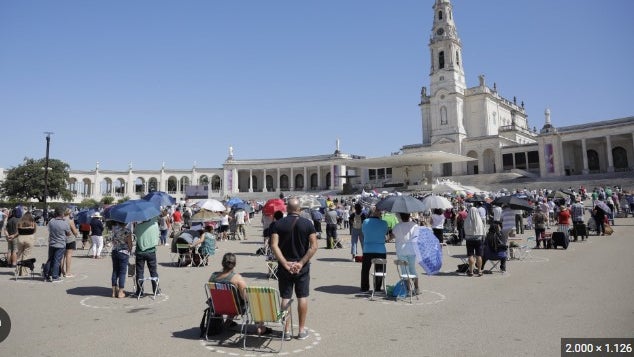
[199,307,224,338]
[352,214,363,229]
[391,280,408,298]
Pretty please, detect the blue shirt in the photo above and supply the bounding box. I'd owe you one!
[90,218,104,236]
[361,217,388,254]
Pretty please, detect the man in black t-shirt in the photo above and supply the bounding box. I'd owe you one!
[270,198,317,341]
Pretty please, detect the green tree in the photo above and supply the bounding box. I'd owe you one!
[0,157,73,202]
[79,198,99,209]
[117,196,130,204]
[101,196,115,205]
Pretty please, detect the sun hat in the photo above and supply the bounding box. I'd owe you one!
[91,212,102,218]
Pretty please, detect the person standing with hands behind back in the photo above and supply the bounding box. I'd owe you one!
[270,198,318,341]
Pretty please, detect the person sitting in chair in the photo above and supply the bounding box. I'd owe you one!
[208,253,268,335]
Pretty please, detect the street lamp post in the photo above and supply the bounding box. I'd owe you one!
[43,132,53,223]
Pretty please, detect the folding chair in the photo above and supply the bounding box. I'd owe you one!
[136,277,160,300]
[204,282,246,342]
[369,258,387,300]
[242,286,294,353]
[195,234,216,267]
[518,236,536,260]
[394,259,418,303]
[263,243,278,280]
[444,243,469,274]
[482,243,506,274]
[14,258,36,281]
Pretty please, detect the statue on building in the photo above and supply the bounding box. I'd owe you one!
[421,86,427,97]
[162,161,165,170]
[95,161,99,170]
[478,74,485,87]
[493,82,497,92]
[228,145,234,158]
[128,161,132,170]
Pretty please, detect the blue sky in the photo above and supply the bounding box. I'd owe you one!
[1,0,633,171]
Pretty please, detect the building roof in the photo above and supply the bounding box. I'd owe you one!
[343,151,475,168]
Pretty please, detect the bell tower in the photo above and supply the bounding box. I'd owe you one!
[421,0,467,153]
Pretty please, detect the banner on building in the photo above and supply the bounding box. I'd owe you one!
[545,143,555,173]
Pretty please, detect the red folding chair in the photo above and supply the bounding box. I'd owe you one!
[204,282,246,342]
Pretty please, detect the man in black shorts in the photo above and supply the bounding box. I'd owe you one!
[270,197,318,340]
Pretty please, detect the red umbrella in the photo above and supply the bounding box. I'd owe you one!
[263,198,286,216]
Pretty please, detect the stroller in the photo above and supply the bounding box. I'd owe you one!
[586,217,598,235]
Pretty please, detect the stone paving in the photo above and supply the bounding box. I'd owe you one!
[0,209,633,356]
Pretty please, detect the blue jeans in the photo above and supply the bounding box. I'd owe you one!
[350,228,364,256]
[135,250,158,294]
[159,229,168,245]
[46,246,65,279]
[111,250,130,289]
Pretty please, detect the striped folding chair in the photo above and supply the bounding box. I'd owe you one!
[242,286,294,353]
[204,282,246,342]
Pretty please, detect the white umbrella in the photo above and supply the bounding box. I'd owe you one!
[297,196,322,209]
[421,195,453,211]
[195,199,227,212]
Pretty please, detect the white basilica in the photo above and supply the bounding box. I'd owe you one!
[406,0,634,178]
[1,0,632,204]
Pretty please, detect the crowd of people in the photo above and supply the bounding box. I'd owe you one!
[1,185,631,345]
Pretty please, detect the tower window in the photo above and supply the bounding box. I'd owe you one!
[440,106,448,125]
[439,51,445,69]
[438,11,443,20]
[456,51,460,66]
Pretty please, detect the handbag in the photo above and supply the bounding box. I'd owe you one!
[392,280,408,298]
[603,224,614,236]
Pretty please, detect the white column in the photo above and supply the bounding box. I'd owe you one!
[249,169,253,192]
[263,168,267,192]
[581,138,589,174]
[303,167,307,191]
[317,165,321,190]
[290,167,294,191]
[331,165,335,189]
[276,168,280,192]
[606,135,614,172]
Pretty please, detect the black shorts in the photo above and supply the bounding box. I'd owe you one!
[465,239,482,256]
[219,225,229,233]
[66,241,77,250]
[278,266,310,299]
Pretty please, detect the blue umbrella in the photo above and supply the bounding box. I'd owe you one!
[226,197,244,206]
[231,202,253,213]
[75,209,97,224]
[412,226,443,275]
[142,191,176,208]
[108,199,161,224]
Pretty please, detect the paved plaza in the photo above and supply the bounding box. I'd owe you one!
[1,210,633,356]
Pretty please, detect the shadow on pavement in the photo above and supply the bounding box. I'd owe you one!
[66,286,113,297]
[314,284,359,295]
[316,257,351,262]
[172,326,204,341]
[241,271,270,280]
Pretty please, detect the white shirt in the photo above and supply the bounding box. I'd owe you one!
[235,210,246,224]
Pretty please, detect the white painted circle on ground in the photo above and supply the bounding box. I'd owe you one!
[200,327,321,355]
[374,289,447,306]
[80,293,169,309]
